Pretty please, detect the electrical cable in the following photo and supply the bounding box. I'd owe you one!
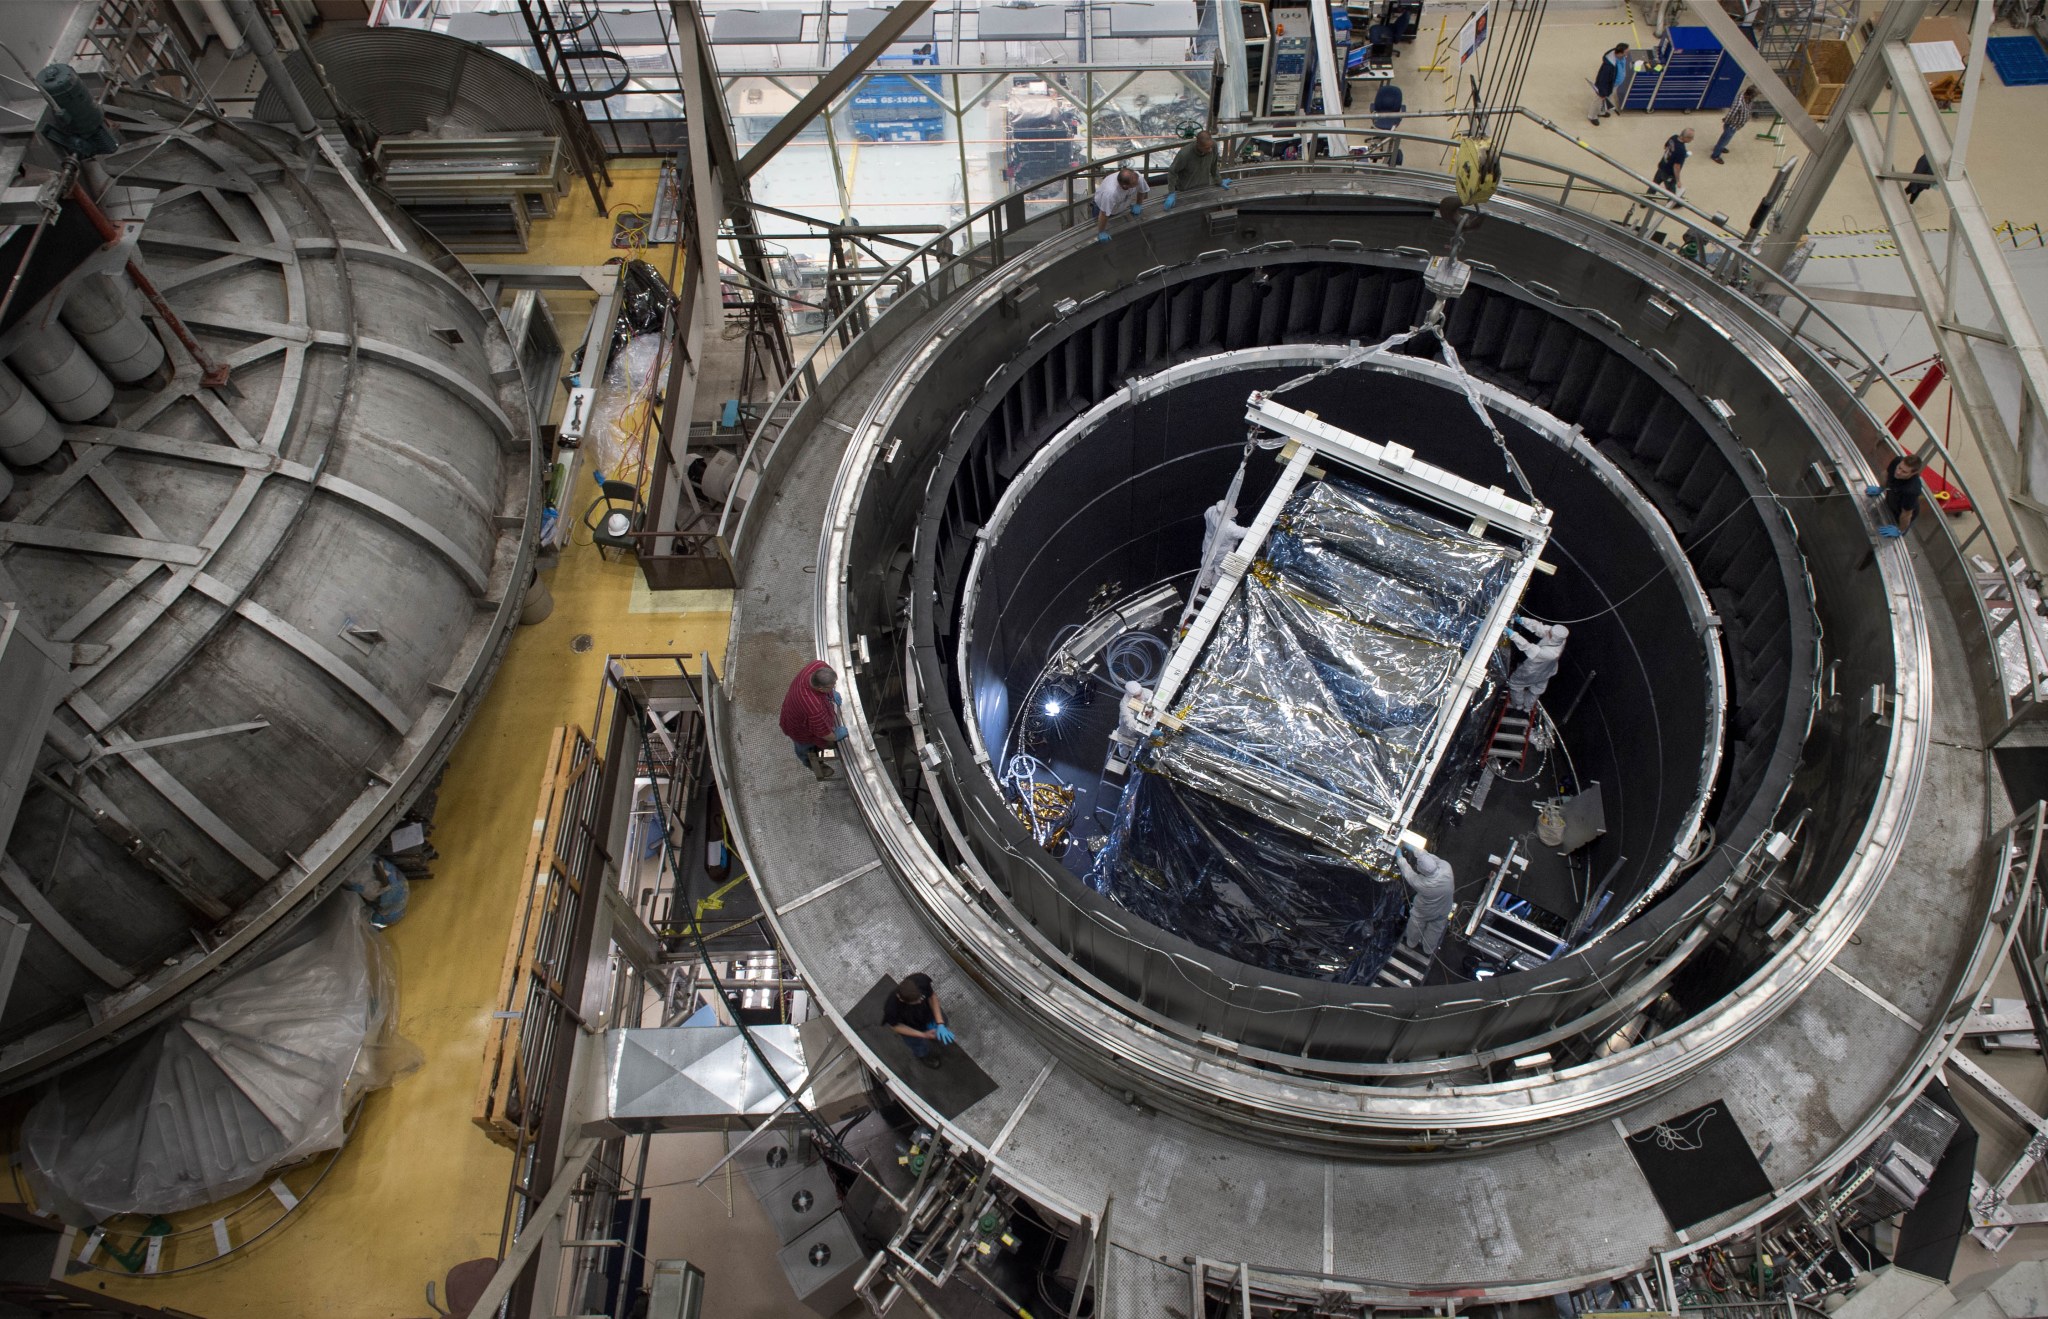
[1104,631,1167,685]
[1523,487,1854,627]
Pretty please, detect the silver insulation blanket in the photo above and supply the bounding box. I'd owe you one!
[1148,479,1518,862]
[1086,479,1518,979]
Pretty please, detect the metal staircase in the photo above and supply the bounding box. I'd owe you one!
[514,0,619,212]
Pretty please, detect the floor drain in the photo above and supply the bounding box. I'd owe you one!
[570,633,594,653]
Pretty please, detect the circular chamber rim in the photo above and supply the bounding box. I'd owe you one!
[812,179,1927,1140]
[951,343,1729,960]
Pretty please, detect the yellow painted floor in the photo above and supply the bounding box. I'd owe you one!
[83,165,733,1318]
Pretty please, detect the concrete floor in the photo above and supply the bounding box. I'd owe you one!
[50,4,2048,1315]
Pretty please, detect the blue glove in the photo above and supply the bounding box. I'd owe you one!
[1162,192,1178,211]
[1865,485,1882,497]
[1878,525,1903,539]
[1220,178,1232,189]
[831,723,848,741]
[1095,231,1112,244]
[1130,202,1144,217]
[831,691,843,707]
[933,1024,956,1045]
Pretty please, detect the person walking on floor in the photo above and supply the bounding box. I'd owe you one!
[883,972,954,1069]
[1651,127,1694,196]
[1904,153,1935,203]
[1710,87,1759,163]
[779,660,847,780]
[1590,42,1629,125]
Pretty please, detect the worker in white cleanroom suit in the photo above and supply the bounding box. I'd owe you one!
[1506,617,1569,712]
[1396,843,1456,958]
[1190,500,1249,609]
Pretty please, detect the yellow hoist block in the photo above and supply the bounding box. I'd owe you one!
[1451,136,1502,208]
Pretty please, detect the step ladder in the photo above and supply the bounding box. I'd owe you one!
[1375,938,1433,987]
[1484,703,1534,773]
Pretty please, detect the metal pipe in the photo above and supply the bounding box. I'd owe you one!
[230,0,317,136]
[609,1134,652,1319]
[69,183,230,389]
[196,0,243,51]
[0,193,60,333]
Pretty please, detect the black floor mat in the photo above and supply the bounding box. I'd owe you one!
[849,976,999,1120]
[1895,1081,1979,1281]
[1624,1099,1775,1231]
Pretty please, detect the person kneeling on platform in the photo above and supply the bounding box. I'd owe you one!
[884,972,953,1069]
[1397,844,1455,959]
[1866,452,1924,540]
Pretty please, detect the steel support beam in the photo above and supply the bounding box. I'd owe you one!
[672,1,774,290]
[1309,0,1350,156]
[734,1,935,181]
[463,1138,600,1319]
[1760,0,1922,272]
[1680,0,1823,151]
[230,1,317,136]
[1871,44,2048,526]
[1847,108,2048,608]
[1947,0,1994,178]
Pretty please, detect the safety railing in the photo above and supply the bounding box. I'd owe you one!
[714,107,2048,729]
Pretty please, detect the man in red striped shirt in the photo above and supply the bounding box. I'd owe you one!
[780,660,847,780]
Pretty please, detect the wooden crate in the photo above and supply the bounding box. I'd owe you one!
[1792,39,1853,118]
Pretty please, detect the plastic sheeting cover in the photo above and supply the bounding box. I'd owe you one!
[1086,478,1518,980]
[22,898,419,1224]
[1151,478,1518,859]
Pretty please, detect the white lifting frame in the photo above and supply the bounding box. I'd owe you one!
[1128,393,1552,847]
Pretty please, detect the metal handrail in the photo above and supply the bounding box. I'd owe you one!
[712,111,2048,716]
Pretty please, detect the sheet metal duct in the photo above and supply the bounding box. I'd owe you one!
[600,1026,812,1133]
[0,101,539,1091]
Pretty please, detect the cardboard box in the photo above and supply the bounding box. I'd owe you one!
[1910,15,1970,105]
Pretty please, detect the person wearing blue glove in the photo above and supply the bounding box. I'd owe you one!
[1167,130,1226,202]
[1092,166,1150,239]
[882,972,953,1069]
[1872,451,1925,538]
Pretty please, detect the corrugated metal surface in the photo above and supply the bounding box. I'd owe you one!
[253,25,564,138]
